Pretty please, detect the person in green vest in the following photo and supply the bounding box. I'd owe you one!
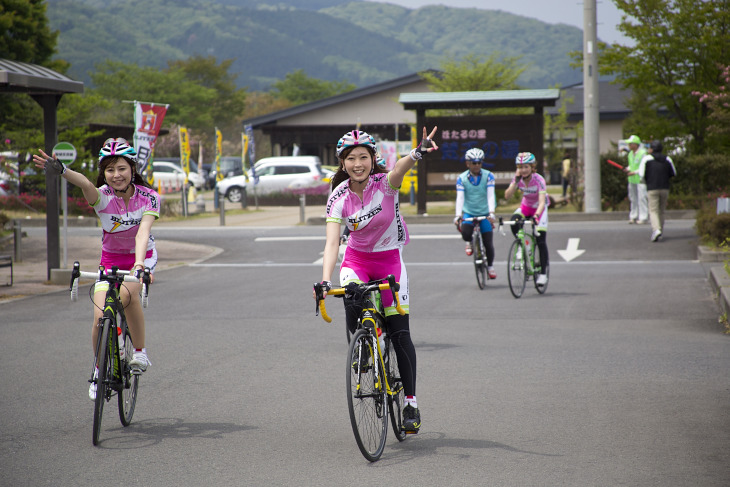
[624,135,648,224]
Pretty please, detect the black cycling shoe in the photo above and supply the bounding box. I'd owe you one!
[403,404,421,434]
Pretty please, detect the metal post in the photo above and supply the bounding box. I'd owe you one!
[219,191,225,226]
[181,186,188,217]
[213,186,219,209]
[583,0,601,213]
[410,181,415,206]
[13,219,22,262]
[299,193,306,224]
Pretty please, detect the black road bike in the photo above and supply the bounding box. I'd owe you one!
[70,262,151,446]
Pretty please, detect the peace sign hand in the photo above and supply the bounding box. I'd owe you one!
[411,126,439,160]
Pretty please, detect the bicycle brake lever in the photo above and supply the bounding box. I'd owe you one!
[313,283,322,316]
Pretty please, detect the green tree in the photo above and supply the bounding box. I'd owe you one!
[0,0,57,64]
[600,0,730,154]
[420,53,528,116]
[270,69,355,106]
[90,57,248,161]
[693,65,730,152]
[0,0,66,153]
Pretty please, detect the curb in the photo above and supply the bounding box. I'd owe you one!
[698,246,730,317]
[305,209,697,226]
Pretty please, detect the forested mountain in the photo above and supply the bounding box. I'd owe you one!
[46,0,585,91]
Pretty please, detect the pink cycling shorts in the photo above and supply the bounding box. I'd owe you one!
[99,249,157,274]
[340,247,409,313]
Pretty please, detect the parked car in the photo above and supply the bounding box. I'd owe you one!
[204,156,244,189]
[151,159,204,190]
[0,171,14,196]
[216,156,329,203]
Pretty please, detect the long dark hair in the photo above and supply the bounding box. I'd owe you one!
[96,156,153,189]
[330,146,387,190]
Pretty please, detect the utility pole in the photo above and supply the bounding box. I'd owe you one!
[583,0,601,213]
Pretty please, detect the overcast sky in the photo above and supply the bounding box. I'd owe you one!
[368,0,630,45]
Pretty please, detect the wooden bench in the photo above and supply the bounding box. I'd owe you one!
[0,255,12,286]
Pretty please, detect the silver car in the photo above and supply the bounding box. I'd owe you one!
[216,156,330,203]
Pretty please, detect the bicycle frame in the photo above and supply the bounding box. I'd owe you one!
[315,275,405,396]
[462,216,492,289]
[499,217,541,275]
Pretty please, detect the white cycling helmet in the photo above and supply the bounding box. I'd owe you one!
[336,130,376,158]
[465,148,484,162]
[515,152,536,165]
[99,138,138,165]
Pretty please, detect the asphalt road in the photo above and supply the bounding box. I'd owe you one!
[1,219,728,486]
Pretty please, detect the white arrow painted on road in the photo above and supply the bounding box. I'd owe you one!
[557,238,585,262]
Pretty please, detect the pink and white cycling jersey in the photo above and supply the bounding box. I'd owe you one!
[326,173,408,252]
[517,173,549,209]
[92,184,160,254]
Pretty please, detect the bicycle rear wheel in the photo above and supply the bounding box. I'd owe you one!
[385,336,406,442]
[118,326,139,426]
[347,328,388,462]
[93,318,112,445]
[507,240,527,298]
[473,232,486,289]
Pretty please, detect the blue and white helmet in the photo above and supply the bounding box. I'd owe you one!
[99,138,137,165]
[515,152,536,165]
[336,130,376,158]
[465,148,484,162]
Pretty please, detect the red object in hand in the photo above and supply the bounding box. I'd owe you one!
[606,159,625,170]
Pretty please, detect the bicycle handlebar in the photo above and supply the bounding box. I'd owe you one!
[497,216,540,236]
[462,216,491,223]
[69,261,152,308]
[313,275,405,323]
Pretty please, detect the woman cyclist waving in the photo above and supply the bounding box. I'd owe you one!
[317,126,438,433]
[504,151,550,286]
[33,138,159,399]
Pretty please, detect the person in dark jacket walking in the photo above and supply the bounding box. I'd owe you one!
[637,141,676,242]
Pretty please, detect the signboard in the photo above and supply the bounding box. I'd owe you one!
[52,142,77,165]
[424,115,543,187]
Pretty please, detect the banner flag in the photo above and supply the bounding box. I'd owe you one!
[179,127,191,185]
[133,102,168,180]
[215,127,223,182]
[241,133,250,182]
[244,124,257,183]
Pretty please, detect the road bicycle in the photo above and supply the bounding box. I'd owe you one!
[498,217,549,298]
[314,275,407,462]
[460,216,494,289]
[69,262,151,446]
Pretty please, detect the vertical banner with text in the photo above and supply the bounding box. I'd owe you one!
[179,127,191,185]
[134,102,168,185]
[244,124,257,183]
[215,127,223,182]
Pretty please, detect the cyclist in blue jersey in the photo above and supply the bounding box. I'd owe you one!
[454,148,497,279]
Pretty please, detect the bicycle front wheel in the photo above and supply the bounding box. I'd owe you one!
[118,326,139,426]
[385,336,406,442]
[507,240,527,298]
[347,328,388,462]
[473,232,486,289]
[93,318,112,445]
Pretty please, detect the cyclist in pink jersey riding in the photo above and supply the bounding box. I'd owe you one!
[504,151,550,287]
[317,126,438,434]
[34,138,159,399]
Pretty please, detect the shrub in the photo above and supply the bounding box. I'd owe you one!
[695,197,730,245]
[0,193,95,216]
